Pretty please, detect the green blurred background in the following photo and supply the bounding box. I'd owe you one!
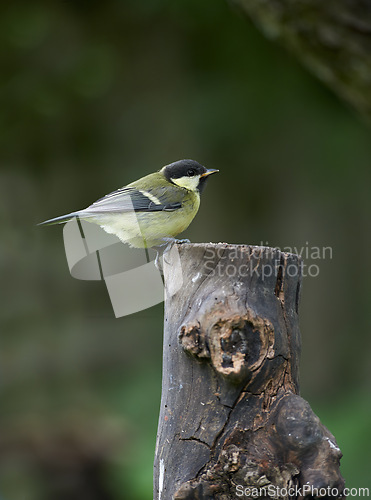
[1,0,370,498]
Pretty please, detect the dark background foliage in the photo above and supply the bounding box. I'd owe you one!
[1,1,370,498]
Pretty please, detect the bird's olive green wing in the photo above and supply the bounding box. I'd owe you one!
[39,174,187,224]
[81,182,185,216]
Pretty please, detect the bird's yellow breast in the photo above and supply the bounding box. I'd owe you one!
[134,189,200,247]
[97,189,200,248]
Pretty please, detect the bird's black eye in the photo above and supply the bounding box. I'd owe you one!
[187,169,196,177]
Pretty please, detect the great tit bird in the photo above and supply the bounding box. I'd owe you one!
[40,159,218,248]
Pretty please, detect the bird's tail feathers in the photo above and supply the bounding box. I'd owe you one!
[38,212,79,226]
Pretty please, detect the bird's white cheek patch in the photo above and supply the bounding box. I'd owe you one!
[171,175,201,191]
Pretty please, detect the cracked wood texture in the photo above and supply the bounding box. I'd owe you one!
[229,0,371,120]
[153,243,345,500]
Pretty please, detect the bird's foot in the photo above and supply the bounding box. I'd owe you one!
[159,237,190,246]
[174,238,190,244]
[153,238,190,269]
[163,239,190,264]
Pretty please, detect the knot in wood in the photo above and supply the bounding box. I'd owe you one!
[180,309,275,384]
[179,322,210,358]
[209,313,274,383]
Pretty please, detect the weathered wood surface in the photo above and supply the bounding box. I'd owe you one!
[154,243,344,499]
[229,0,371,120]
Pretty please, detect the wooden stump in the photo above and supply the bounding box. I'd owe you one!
[154,243,344,500]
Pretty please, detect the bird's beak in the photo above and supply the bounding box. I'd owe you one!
[200,169,219,178]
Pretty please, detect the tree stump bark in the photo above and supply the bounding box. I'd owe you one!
[154,243,344,500]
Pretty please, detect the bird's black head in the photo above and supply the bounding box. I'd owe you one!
[161,159,218,193]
